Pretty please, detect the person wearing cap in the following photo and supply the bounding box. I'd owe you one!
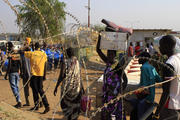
[25,37,31,46]
[154,35,180,120]
[24,42,50,114]
[20,37,32,106]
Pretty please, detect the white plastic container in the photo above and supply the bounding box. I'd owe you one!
[100,32,128,51]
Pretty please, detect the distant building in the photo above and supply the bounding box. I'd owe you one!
[129,29,172,47]
[170,31,180,38]
[0,33,21,41]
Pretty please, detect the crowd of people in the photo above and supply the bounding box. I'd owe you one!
[1,38,64,113]
[0,34,180,120]
[128,41,156,58]
[126,35,180,120]
[97,34,180,120]
[0,37,85,120]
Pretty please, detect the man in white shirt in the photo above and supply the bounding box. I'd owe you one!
[154,35,180,120]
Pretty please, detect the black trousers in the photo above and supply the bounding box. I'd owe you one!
[54,58,59,69]
[23,76,30,103]
[159,108,180,120]
[30,76,49,108]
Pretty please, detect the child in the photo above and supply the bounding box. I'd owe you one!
[130,52,161,120]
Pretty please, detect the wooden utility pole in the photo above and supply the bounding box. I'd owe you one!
[88,0,90,27]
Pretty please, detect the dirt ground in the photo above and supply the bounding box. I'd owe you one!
[0,53,162,120]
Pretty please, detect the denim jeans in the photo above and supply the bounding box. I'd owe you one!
[130,98,156,120]
[9,72,21,102]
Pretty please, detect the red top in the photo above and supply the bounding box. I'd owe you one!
[165,98,170,108]
[128,46,134,57]
[135,46,141,56]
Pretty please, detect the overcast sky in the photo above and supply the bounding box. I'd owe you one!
[0,0,180,33]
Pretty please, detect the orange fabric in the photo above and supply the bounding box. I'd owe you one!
[26,37,31,45]
[128,46,134,57]
[135,46,141,56]
[24,50,47,76]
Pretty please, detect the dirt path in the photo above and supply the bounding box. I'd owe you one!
[0,55,104,120]
[0,54,162,120]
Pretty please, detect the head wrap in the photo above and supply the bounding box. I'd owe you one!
[26,37,31,45]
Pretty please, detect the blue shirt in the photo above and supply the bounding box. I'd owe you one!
[140,62,162,102]
[45,48,53,59]
[4,59,8,66]
[54,50,60,59]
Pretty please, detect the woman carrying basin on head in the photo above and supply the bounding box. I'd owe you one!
[96,34,128,120]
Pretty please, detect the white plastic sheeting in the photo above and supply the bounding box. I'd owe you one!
[154,35,180,53]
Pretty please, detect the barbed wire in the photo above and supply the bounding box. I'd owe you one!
[37,25,177,120]
[2,1,180,120]
[75,25,128,119]
[43,0,61,33]
[1,0,82,114]
[38,29,78,41]
[76,26,91,119]
[0,20,8,40]
[25,50,60,112]
[17,0,51,40]
[2,0,18,15]
[51,84,71,120]
[1,2,87,120]
[30,0,51,39]
[65,12,81,26]
[51,57,83,119]
[89,74,180,119]
[1,24,177,120]
[31,78,54,112]
[75,27,130,119]
[0,51,58,114]
[89,56,177,119]
[2,0,25,34]
[0,1,88,120]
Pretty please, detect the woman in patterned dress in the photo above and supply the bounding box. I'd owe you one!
[97,35,128,120]
[54,47,84,120]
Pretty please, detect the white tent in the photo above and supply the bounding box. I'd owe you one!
[153,35,180,53]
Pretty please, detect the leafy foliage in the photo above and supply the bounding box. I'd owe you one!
[15,0,66,38]
[92,24,105,32]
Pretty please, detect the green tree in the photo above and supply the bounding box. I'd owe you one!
[92,24,105,32]
[16,0,66,38]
